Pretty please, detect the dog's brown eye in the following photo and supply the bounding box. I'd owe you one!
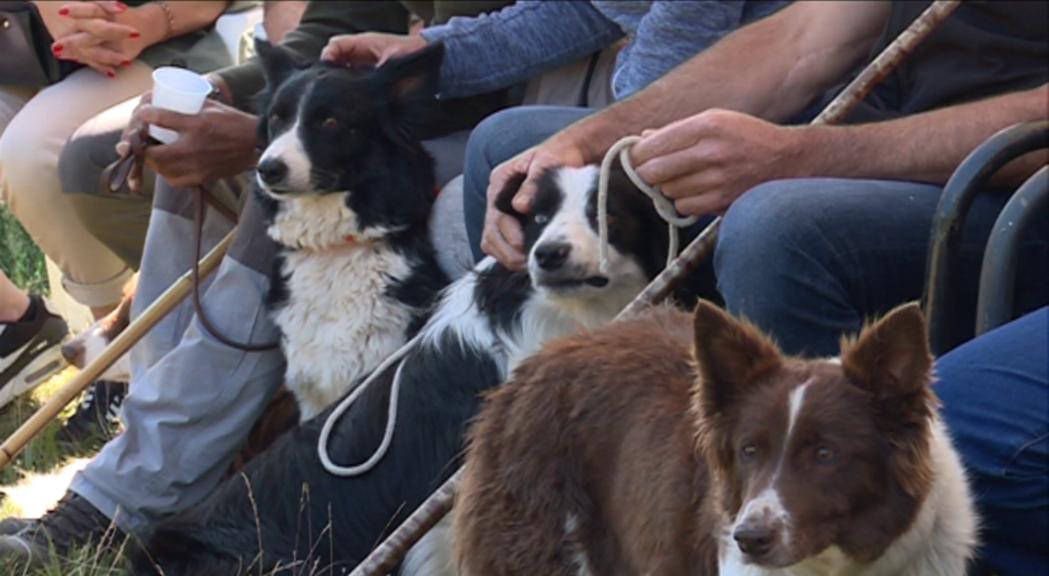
[816,446,836,462]
[740,443,758,460]
[322,117,339,130]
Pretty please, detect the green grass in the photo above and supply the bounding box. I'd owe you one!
[0,370,124,575]
[0,204,48,296]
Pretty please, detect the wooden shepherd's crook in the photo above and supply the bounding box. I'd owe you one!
[350,2,962,574]
[0,229,237,470]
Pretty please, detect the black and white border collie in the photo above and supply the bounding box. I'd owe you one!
[252,40,447,420]
[131,162,673,576]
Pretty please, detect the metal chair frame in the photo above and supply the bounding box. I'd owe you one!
[923,120,1049,355]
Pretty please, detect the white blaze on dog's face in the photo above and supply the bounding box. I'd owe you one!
[507,166,666,301]
[693,302,938,569]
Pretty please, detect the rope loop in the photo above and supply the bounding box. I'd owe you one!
[597,136,699,274]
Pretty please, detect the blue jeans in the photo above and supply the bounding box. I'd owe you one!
[937,308,1048,575]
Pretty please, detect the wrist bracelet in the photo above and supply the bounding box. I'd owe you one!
[155,1,175,41]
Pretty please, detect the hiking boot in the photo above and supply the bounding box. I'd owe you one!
[59,380,128,446]
[0,492,122,567]
[0,295,68,410]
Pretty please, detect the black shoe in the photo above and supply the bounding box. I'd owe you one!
[0,492,123,566]
[0,295,68,409]
[59,380,127,445]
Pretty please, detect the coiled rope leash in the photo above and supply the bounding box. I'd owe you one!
[597,135,698,274]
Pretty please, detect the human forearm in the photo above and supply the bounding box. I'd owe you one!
[555,1,889,163]
[215,1,409,111]
[797,85,1049,186]
[121,1,229,49]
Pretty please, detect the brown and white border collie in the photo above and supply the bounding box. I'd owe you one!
[454,302,977,576]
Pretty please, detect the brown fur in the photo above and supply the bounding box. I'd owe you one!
[455,306,718,575]
[455,301,936,574]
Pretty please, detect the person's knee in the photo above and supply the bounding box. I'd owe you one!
[58,129,116,197]
[715,180,813,297]
[0,124,52,210]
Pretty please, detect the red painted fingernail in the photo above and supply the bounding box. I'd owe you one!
[115,1,128,11]
[121,60,131,67]
[58,7,69,16]
[129,32,141,39]
[107,71,116,79]
[53,44,63,54]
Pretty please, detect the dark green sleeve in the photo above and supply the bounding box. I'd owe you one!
[215,1,410,112]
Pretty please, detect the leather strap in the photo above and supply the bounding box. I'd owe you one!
[101,130,278,352]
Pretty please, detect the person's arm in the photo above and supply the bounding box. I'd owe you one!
[416,1,623,98]
[562,0,890,165]
[480,0,890,268]
[121,1,230,48]
[213,0,410,110]
[628,86,1049,216]
[798,86,1049,186]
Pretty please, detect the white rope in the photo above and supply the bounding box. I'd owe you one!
[318,333,423,476]
[320,134,696,477]
[598,135,698,274]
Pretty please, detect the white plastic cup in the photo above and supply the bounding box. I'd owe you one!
[149,67,212,144]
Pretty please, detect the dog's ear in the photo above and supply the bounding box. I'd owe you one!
[841,302,933,400]
[692,301,782,419]
[381,42,444,105]
[255,38,297,89]
[841,302,935,498]
[376,43,444,146]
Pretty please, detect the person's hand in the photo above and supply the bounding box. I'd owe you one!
[116,94,259,190]
[482,137,586,269]
[320,32,427,67]
[629,109,805,216]
[36,1,142,77]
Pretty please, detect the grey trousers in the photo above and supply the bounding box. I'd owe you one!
[71,133,473,532]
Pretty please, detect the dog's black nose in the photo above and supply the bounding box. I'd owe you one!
[534,242,571,270]
[257,159,288,187]
[734,525,775,558]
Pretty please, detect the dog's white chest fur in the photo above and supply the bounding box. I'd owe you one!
[268,194,414,421]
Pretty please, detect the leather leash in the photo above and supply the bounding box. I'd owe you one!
[102,127,279,352]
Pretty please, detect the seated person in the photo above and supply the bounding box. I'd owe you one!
[936,307,1048,574]
[1,1,235,321]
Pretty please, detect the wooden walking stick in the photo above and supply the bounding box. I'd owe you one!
[350,1,961,573]
[0,229,236,470]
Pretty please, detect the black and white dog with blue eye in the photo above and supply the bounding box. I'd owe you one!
[251,40,448,421]
[132,48,675,576]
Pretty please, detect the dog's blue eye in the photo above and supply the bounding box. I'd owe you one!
[740,443,758,461]
[816,446,836,462]
[534,214,549,224]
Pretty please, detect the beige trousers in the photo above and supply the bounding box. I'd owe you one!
[0,64,152,308]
